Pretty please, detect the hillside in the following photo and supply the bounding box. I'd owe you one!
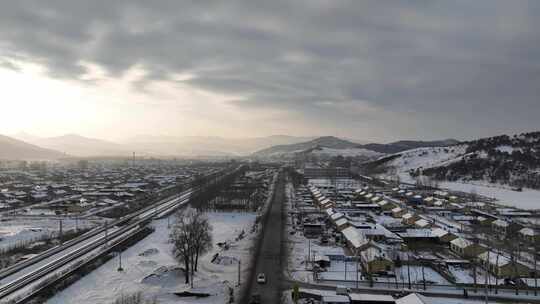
[253,136,361,156]
[362,139,460,154]
[0,134,66,160]
[374,131,540,190]
[253,136,460,158]
[24,134,130,157]
[420,132,540,189]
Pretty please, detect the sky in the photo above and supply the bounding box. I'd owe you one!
[0,0,539,142]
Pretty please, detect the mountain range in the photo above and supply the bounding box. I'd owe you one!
[2,132,462,160]
[8,133,316,158]
[0,134,66,160]
[252,136,460,157]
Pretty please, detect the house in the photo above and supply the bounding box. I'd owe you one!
[492,219,509,235]
[414,219,431,229]
[392,207,406,218]
[341,226,369,251]
[322,295,350,304]
[360,246,394,274]
[377,200,394,211]
[402,213,418,225]
[348,293,395,304]
[431,228,458,243]
[313,255,331,268]
[450,238,486,258]
[519,228,540,243]
[477,251,531,278]
[304,223,325,238]
[330,212,346,223]
[335,218,350,231]
[395,293,430,304]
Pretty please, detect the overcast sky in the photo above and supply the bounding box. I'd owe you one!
[1,0,539,142]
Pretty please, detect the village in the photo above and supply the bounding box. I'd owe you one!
[284,166,540,304]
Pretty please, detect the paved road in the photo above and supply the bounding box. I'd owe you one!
[244,171,285,303]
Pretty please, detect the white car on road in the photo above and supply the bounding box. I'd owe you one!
[257,273,267,284]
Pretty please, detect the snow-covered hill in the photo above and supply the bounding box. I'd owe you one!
[375,131,540,191]
[311,147,384,158]
[377,145,468,182]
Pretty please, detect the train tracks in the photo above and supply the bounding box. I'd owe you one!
[0,189,194,302]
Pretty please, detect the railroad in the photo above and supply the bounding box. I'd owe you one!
[0,166,238,302]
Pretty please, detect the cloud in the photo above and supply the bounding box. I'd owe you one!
[1,0,539,140]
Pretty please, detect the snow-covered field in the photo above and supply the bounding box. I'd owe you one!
[448,266,498,285]
[46,212,257,304]
[440,181,540,210]
[0,217,98,251]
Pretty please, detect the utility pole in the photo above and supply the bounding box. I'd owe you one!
[237,259,241,286]
[421,258,426,290]
[345,257,347,281]
[307,239,311,269]
[407,252,412,289]
[356,250,359,289]
[59,219,63,244]
[117,251,124,271]
[105,221,109,246]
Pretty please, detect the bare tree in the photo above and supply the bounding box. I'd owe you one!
[169,208,213,284]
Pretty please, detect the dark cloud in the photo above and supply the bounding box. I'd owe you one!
[1,0,539,140]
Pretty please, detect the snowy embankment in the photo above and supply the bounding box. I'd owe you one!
[46,212,257,304]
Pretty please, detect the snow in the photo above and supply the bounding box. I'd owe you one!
[447,265,499,285]
[439,181,540,210]
[311,147,383,158]
[390,266,449,285]
[46,212,257,304]
[495,145,522,154]
[380,145,468,183]
[0,217,98,251]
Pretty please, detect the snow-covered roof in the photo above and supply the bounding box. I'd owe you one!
[330,212,345,221]
[477,251,511,267]
[431,228,449,238]
[341,226,368,249]
[348,293,394,302]
[395,293,429,304]
[392,207,403,213]
[402,213,415,220]
[335,218,348,227]
[325,208,335,217]
[415,219,430,227]
[492,219,509,227]
[322,295,350,303]
[450,237,473,249]
[519,227,537,236]
[377,200,389,206]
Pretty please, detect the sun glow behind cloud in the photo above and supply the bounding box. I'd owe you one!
[0,61,263,140]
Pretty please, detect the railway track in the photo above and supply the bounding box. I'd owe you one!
[0,189,194,301]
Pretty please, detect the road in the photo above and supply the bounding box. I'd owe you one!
[244,171,286,303]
